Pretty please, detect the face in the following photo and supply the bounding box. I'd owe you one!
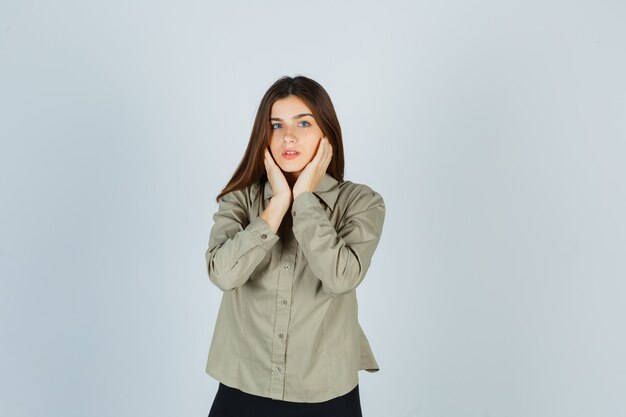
[268,95,325,179]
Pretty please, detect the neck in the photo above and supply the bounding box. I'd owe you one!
[284,171,298,188]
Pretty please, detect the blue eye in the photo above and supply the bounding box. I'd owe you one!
[299,121,311,127]
[271,123,281,129]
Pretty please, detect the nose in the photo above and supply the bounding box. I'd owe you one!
[282,129,296,143]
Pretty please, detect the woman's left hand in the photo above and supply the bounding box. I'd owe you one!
[293,137,333,199]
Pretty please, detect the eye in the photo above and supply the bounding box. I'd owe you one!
[299,121,311,127]
[271,123,281,129]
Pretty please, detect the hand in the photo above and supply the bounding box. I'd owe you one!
[264,147,291,202]
[293,137,333,199]
[261,147,291,232]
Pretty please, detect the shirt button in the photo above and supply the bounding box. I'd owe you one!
[278,333,284,339]
[284,264,291,270]
[293,211,296,217]
[260,233,267,239]
[281,300,288,305]
[276,366,281,373]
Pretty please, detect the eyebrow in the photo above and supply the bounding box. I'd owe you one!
[270,113,314,121]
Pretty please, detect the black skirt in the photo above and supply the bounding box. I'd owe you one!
[208,382,363,417]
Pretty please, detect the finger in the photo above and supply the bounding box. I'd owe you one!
[314,139,329,168]
[322,138,331,159]
[324,142,332,166]
[308,142,321,165]
[317,137,327,157]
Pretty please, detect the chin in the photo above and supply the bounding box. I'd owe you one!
[279,164,305,172]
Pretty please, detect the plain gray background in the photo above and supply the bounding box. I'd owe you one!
[1,0,625,416]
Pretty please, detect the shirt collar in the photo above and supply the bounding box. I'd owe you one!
[263,172,340,211]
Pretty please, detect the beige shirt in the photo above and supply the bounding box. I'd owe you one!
[204,172,386,402]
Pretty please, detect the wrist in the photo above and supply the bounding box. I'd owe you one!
[293,187,312,199]
[270,193,291,211]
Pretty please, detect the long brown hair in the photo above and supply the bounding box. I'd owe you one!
[215,75,345,203]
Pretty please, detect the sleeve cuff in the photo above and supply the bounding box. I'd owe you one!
[247,215,280,250]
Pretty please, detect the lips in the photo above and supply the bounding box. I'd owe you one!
[282,149,300,159]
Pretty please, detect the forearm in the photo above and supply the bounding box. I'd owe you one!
[291,191,385,296]
[206,191,281,291]
[206,215,279,291]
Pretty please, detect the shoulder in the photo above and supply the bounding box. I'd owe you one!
[218,182,263,207]
[335,179,385,213]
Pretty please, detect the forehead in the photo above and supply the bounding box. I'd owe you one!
[270,95,312,116]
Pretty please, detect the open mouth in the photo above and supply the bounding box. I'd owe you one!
[282,151,300,159]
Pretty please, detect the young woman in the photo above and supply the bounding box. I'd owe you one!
[205,75,386,417]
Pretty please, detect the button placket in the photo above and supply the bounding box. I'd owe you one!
[269,243,296,400]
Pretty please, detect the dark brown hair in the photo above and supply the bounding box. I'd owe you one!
[215,75,345,203]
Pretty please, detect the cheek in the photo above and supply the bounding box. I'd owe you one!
[303,147,317,163]
[268,137,280,155]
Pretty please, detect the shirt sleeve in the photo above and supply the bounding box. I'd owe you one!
[291,188,386,296]
[205,190,280,291]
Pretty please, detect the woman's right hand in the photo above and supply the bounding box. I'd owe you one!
[261,148,291,233]
[264,147,292,204]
